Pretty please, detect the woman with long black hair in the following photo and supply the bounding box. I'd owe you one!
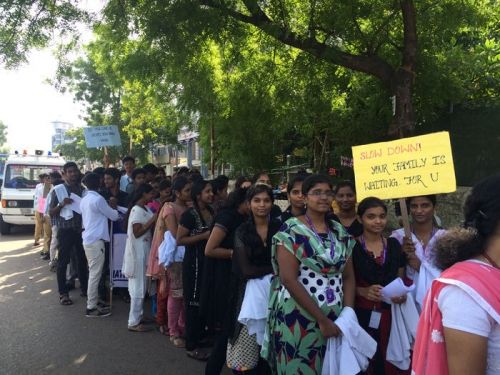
[353,197,408,375]
[122,183,157,332]
[332,180,363,238]
[202,187,250,375]
[176,179,215,360]
[226,184,280,374]
[261,174,356,374]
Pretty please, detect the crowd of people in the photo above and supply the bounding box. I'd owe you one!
[32,156,500,375]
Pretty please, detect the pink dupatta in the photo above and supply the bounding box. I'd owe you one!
[412,261,500,375]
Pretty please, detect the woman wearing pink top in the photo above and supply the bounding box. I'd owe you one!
[413,174,500,375]
[147,176,191,344]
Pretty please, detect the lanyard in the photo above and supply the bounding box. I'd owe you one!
[304,214,336,259]
[360,235,387,265]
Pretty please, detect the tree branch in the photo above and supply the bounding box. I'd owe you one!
[200,0,395,86]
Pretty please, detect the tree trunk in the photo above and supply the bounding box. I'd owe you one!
[389,67,415,138]
[389,0,418,138]
[204,0,418,140]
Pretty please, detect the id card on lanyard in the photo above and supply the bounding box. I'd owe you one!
[369,310,382,329]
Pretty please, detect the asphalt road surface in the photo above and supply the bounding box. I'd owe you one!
[0,226,211,375]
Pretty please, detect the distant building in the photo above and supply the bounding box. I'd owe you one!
[152,127,206,177]
[51,121,75,150]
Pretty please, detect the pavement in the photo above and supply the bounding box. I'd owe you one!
[0,226,208,375]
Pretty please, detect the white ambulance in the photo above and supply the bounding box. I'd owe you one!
[0,151,65,235]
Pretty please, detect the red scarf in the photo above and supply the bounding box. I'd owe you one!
[412,261,500,375]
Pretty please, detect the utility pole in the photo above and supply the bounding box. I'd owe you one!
[210,121,215,178]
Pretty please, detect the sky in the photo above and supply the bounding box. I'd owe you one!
[0,49,86,152]
[0,0,105,153]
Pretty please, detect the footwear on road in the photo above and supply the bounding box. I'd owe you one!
[86,308,111,318]
[128,324,152,332]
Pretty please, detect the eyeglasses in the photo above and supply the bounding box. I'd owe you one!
[307,190,335,198]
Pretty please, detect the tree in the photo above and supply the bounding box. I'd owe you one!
[0,1,87,67]
[0,120,8,147]
[55,34,181,164]
[47,1,499,172]
[101,0,500,139]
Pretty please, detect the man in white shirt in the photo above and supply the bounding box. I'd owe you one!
[119,156,135,192]
[81,173,119,317]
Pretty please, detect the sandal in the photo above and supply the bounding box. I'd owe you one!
[172,337,186,348]
[157,325,169,336]
[128,324,152,332]
[186,349,210,361]
[59,295,73,306]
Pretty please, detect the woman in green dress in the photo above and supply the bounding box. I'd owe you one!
[262,174,356,374]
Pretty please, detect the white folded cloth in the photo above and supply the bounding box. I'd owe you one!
[415,261,441,308]
[387,293,419,370]
[238,274,272,345]
[158,231,185,267]
[54,184,73,220]
[322,306,377,375]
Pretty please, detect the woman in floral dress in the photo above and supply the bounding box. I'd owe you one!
[262,174,356,374]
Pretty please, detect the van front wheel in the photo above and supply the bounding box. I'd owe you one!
[0,215,11,235]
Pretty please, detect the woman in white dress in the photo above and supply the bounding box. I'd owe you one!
[390,195,445,309]
[122,184,158,332]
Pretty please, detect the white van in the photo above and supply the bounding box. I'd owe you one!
[0,152,65,234]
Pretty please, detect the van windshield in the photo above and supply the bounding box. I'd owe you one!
[3,165,62,189]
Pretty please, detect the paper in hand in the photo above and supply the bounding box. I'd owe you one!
[381,277,415,304]
[69,193,82,214]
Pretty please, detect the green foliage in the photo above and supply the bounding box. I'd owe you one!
[84,0,498,172]
[0,120,8,147]
[0,0,87,67]
[21,0,493,174]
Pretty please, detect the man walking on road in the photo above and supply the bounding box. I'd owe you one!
[49,162,88,306]
[80,173,119,317]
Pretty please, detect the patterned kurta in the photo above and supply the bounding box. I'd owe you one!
[261,217,355,374]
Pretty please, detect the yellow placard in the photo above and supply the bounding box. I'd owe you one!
[352,132,456,201]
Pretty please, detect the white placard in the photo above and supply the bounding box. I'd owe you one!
[111,233,128,288]
[84,125,122,148]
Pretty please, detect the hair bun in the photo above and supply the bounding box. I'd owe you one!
[435,227,482,270]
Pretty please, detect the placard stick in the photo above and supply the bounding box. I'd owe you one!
[103,146,110,168]
[399,198,412,238]
[109,225,113,312]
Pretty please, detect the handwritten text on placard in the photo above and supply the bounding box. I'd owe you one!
[352,132,456,200]
[84,125,122,148]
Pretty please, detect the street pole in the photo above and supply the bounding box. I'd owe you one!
[210,122,215,178]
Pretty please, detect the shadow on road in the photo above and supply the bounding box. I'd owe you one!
[0,231,208,375]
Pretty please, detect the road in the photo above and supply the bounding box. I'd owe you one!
[0,226,208,375]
